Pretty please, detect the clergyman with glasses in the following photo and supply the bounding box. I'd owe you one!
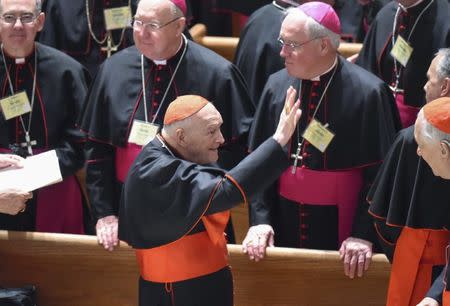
[0,0,90,233]
[78,0,254,252]
[242,1,400,264]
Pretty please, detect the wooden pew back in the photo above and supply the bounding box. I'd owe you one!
[0,231,390,306]
[189,23,363,62]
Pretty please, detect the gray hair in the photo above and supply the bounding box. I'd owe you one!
[436,48,450,80]
[417,109,450,143]
[162,115,192,135]
[0,0,42,13]
[285,7,340,50]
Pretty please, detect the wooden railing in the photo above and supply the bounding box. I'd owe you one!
[189,23,363,61]
[0,231,390,306]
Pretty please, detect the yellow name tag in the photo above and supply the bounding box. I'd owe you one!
[104,6,131,30]
[390,35,413,67]
[128,120,159,146]
[302,119,335,153]
[0,91,31,120]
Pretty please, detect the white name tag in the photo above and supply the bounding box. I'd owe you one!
[104,6,131,30]
[128,120,159,146]
[390,35,413,67]
[0,91,31,120]
[302,119,335,153]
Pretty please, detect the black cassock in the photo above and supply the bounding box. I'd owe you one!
[367,126,450,305]
[249,57,400,250]
[0,43,90,232]
[39,0,138,77]
[79,39,254,241]
[337,0,389,43]
[356,0,450,125]
[121,137,288,306]
[234,1,288,105]
[234,0,389,105]
[368,126,450,249]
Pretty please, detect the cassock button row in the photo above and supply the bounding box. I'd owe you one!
[157,65,164,71]
[156,77,161,82]
[312,81,320,87]
[399,25,406,31]
[302,152,309,158]
[300,235,308,240]
[311,92,318,97]
[300,212,308,217]
[152,101,158,107]
[301,165,306,169]
[309,104,315,110]
[300,224,308,229]
[154,90,160,95]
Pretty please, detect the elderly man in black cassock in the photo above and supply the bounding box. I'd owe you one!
[411,98,450,306]
[234,0,387,105]
[79,0,254,251]
[39,0,138,76]
[345,49,450,306]
[242,1,400,262]
[120,93,301,306]
[0,0,90,233]
[356,0,450,128]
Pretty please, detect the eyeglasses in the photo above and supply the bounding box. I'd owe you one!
[131,17,181,31]
[0,13,37,24]
[277,36,324,52]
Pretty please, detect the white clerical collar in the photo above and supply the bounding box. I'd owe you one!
[153,59,167,65]
[15,58,26,64]
[309,57,338,81]
[151,36,184,66]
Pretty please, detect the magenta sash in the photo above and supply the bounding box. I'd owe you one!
[115,143,143,183]
[278,166,363,244]
[0,148,84,234]
[396,92,420,128]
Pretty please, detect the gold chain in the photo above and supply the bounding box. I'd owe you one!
[85,0,131,47]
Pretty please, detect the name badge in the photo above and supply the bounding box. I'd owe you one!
[0,91,31,120]
[390,35,413,67]
[128,120,159,146]
[104,6,131,30]
[302,119,335,153]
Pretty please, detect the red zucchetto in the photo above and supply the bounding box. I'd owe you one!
[164,95,209,125]
[423,97,450,134]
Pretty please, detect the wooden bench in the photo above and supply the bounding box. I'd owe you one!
[189,23,363,62]
[0,231,390,306]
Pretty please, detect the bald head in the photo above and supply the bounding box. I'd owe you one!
[162,102,224,164]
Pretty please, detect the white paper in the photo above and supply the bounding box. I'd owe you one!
[0,150,62,192]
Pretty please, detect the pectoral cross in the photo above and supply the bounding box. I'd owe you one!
[101,34,118,58]
[20,132,37,156]
[290,142,303,174]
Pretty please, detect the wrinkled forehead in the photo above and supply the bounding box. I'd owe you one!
[281,12,308,38]
[196,103,223,125]
[136,0,171,19]
[0,0,36,13]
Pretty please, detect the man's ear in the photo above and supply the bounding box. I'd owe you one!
[441,77,450,96]
[175,128,187,147]
[36,12,45,32]
[175,17,186,37]
[319,37,329,54]
[440,140,450,158]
